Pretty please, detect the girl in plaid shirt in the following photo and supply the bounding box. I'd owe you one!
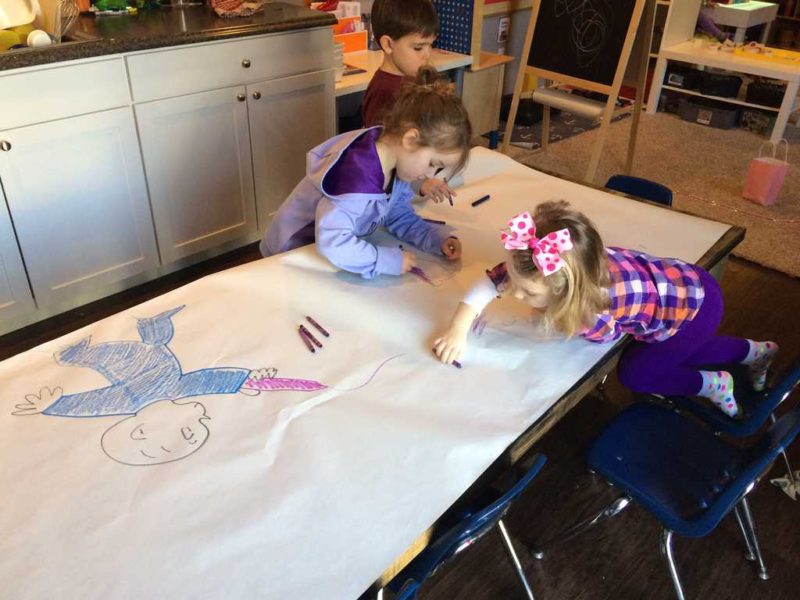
[433,201,777,417]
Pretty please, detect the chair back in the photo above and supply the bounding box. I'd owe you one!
[389,454,547,600]
[672,358,800,437]
[701,404,800,530]
[605,174,673,206]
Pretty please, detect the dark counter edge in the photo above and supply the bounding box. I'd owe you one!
[0,13,336,72]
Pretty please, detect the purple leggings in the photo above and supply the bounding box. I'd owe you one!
[617,269,750,396]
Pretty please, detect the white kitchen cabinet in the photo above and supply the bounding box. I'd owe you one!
[135,86,258,263]
[0,186,35,320]
[0,108,159,308]
[248,69,335,229]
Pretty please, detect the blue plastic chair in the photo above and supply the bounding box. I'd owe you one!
[605,174,673,207]
[382,454,547,600]
[665,360,800,497]
[583,402,800,599]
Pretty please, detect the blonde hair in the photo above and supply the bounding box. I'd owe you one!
[381,66,472,174]
[509,201,610,337]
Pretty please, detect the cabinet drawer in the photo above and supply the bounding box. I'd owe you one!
[0,59,130,130]
[127,29,333,102]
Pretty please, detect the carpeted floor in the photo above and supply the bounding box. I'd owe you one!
[496,112,800,277]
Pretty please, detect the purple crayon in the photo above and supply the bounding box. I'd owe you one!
[298,327,315,353]
[306,315,330,337]
[432,347,462,369]
[299,324,322,348]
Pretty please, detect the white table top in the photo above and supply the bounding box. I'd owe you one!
[335,48,473,97]
[0,148,736,600]
[662,40,800,81]
[704,1,779,28]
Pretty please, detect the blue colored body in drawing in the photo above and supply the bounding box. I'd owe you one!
[42,306,248,418]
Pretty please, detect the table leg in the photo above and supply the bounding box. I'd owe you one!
[760,22,772,46]
[733,27,746,45]
[771,79,799,144]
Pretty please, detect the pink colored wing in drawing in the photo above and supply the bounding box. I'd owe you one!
[241,377,327,392]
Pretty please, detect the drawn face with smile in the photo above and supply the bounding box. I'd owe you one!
[101,400,211,466]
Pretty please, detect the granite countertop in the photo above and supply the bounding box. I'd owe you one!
[0,2,336,72]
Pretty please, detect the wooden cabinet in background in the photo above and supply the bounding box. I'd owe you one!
[248,69,335,229]
[136,86,258,263]
[0,108,159,308]
[0,184,35,321]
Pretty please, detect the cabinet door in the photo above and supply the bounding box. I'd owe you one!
[136,86,257,263]
[248,69,335,230]
[0,108,159,308]
[0,186,35,320]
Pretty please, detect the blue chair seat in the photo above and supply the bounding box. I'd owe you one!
[588,403,755,538]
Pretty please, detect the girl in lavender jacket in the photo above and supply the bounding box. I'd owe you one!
[261,67,471,279]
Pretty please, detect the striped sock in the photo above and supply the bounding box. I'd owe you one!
[742,340,779,392]
[698,370,739,417]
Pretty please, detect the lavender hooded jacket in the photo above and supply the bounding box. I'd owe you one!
[260,127,448,279]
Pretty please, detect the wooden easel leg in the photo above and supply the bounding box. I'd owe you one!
[542,104,551,151]
[586,98,617,183]
[501,4,537,154]
[626,0,656,174]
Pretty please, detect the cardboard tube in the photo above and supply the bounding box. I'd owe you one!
[531,88,605,120]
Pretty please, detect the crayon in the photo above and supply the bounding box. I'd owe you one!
[432,348,463,369]
[306,316,330,337]
[298,327,315,353]
[299,324,322,348]
[471,194,491,207]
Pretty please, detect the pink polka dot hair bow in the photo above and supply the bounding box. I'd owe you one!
[500,211,574,276]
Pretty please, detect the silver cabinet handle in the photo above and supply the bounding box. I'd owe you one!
[237,93,246,102]
[241,59,251,68]
[252,91,262,100]
[0,141,10,152]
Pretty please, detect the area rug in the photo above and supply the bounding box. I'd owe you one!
[495,112,800,278]
[494,109,631,149]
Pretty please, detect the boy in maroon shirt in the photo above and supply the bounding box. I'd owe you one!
[364,0,455,202]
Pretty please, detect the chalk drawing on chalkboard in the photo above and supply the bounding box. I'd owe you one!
[554,0,615,68]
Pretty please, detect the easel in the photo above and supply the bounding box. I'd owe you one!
[502,0,656,183]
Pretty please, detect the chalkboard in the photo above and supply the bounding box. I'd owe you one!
[527,0,640,88]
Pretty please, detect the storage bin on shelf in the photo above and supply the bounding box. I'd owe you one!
[333,15,367,53]
[678,98,741,129]
[698,72,743,98]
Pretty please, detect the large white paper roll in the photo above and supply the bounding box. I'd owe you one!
[531,87,606,119]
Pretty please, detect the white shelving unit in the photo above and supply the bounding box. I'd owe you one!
[647,0,800,142]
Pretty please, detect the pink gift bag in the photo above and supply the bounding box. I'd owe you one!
[742,140,790,206]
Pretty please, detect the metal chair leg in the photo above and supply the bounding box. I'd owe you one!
[771,413,798,489]
[531,495,631,559]
[739,497,769,580]
[733,504,757,561]
[659,527,686,600]
[497,519,535,600]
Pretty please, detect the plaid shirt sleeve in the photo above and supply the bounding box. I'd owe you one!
[581,313,623,344]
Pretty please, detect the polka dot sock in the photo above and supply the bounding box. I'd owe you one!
[698,370,739,417]
[741,340,779,392]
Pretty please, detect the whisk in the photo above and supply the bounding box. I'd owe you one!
[55,0,79,42]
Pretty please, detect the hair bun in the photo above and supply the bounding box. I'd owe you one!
[412,65,453,96]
